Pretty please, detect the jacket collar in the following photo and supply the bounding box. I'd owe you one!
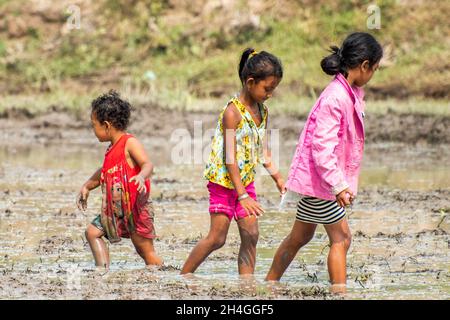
[335,73,365,134]
[335,73,357,103]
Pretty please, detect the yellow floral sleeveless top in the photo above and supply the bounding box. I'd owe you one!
[204,97,268,189]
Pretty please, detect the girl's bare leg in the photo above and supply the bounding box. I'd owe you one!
[236,215,259,275]
[85,224,110,269]
[323,217,352,293]
[239,273,257,295]
[265,220,317,281]
[130,232,163,266]
[181,214,231,274]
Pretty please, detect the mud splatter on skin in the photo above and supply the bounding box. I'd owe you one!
[281,251,291,265]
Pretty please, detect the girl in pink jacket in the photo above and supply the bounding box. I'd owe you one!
[266,32,383,293]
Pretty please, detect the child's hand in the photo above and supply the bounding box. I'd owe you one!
[336,188,354,208]
[239,197,265,217]
[129,174,147,193]
[77,185,90,211]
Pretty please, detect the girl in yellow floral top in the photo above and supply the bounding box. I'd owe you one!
[181,48,286,275]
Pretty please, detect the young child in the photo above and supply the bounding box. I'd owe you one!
[181,48,286,275]
[77,90,162,269]
[265,33,383,292]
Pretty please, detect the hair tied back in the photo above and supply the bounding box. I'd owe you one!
[249,50,259,59]
[330,45,342,59]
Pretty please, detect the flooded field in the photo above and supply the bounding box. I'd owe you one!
[0,113,449,300]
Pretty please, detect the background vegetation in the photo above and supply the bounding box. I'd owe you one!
[0,0,448,116]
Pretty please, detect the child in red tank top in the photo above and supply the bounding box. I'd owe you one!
[77,90,162,269]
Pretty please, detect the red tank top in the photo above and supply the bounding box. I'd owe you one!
[99,133,151,242]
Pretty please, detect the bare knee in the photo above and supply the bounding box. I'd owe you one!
[288,232,313,249]
[344,233,352,251]
[207,235,227,251]
[330,233,352,251]
[85,228,93,242]
[241,228,259,247]
[85,225,102,242]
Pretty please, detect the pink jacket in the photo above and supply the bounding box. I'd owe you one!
[286,73,366,201]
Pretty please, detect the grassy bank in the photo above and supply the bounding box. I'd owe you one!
[0,0,448,116]
[1,90,448,118]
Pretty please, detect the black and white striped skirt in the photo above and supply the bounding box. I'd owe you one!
[296,196,346,225]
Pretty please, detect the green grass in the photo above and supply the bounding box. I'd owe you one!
[0,0,448,116]
[0,91,91,118]
[2,87,447,119]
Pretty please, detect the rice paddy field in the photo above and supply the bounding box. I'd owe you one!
[0,0,449,300]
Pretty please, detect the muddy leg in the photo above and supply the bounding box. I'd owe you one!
[85,224,110,269]
[238,273,257,295]
[265,221,317,281]
[130,232,163,266]
[236,215,259,275]
[323,217,352,293]
[181,214,231,274]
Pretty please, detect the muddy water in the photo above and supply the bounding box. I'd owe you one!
[0,137,449,300]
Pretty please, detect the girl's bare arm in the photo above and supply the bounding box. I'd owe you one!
[83,167,102,190]
[126,137,154,193]
[263,156,284,189]
[223,105,247,196]
[262,116,285,193]
[77,167,101,211]
[126,137,154,179]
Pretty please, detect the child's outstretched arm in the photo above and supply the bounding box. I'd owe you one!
[263,156,285,195]
[77,167,102,211]
[262,117,286,195]
[126,137,154,193]
[223,105,264,217]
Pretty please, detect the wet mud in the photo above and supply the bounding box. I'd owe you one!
[0,107,449,299]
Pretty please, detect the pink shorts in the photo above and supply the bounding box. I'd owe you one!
[207,181,257,221]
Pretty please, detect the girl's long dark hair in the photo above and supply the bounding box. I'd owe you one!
[321,32,383,77]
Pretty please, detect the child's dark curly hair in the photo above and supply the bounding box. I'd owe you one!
[91,90,131,130]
